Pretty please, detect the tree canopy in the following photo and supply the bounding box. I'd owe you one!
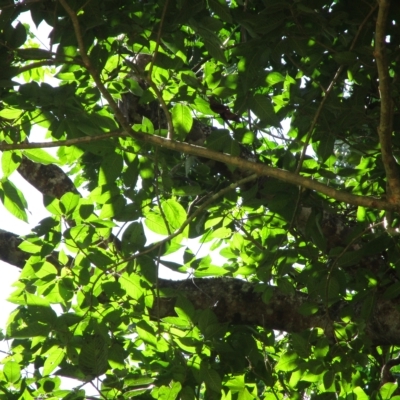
[1,0,400,398]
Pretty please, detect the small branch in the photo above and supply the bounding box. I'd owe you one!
[154,148,172,236]
[349,3,378,52]
[294,67,342,175]
[146,79,175,139]
[58,0,88,66]
[16,60,56,74]
[146,0,174,139]
[148,0,169,79]
[239,225,264,251]
[380,354,400,386]
[0,131,124,150]
[1,126,396,211]
[124,174,259,262]
[374,0,400,203]
[124,135,391,211]
[295,3,378,175]
[58,0,132,134]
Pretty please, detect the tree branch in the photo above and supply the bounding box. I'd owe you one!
[17,157,78,198]
[0,131,123,150]
[1,225,400,346]
[295,3,378,175]
[48,1,399,212]
[374,0,400,203]
[155,278,400,347]
[2,130,396,211]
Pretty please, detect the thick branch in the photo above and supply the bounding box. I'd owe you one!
[155,278,400,347]
[17,157,78,199]
[374,0,400,203]
[0,227,399,346]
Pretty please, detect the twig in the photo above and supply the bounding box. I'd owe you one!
[154,148,172,235]
[123,174,259,263]
[1,124,396,211]
[0,131,125,150]
[58,0,133,134]
[146,0,174,139]
[239,225,264,251]
[146,79,175,139]
[148,0,169,79]
[295,3,378,175]
[374,0,400,203]
[16,60,56,74]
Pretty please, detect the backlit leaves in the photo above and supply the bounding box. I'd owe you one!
[0,0,398,399]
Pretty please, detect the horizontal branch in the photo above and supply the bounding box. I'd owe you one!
[129,131,396,211]
[1,226,399,346]
[157,277,400,346]
[0,131,123,150]
[2,130,395,211]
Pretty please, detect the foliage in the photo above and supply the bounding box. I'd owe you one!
[0,0,400,398]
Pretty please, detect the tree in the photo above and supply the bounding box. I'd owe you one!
[1,0,400,398]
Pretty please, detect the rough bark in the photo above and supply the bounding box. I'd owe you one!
[2,224,400,346]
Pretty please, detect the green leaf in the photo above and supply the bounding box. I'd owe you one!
[357,206,366,222]
[23,148,59,165]
[314,135,335,163]
[249,94,279,126]
[79,335,109,378]
[198,309,218,334]
[9,22,27,48]
[99,151,123,185]
[122,221,146,253]
[204,38,227,64]
[0,108,23,119]
[323,370,335,391]
[161,199,187,232]
[119,273,143,300]
[201,362,222,393]
[380,382,399,399]
[3,361,21,383]
[60,192,80,217]
[145,212,170,235]
[136,320,157,347]
[291,333,310,358]
[25,292,51,307]
[314,338,329,359]
[275,351,299,372]
[171,104,193,139]
[383,282,400,300]
[208,0,232,23]
[155,382,182,400]
[266,71,285,85]
[43,347,65,376]
[1,151,21,178]
[0,180,28,222]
